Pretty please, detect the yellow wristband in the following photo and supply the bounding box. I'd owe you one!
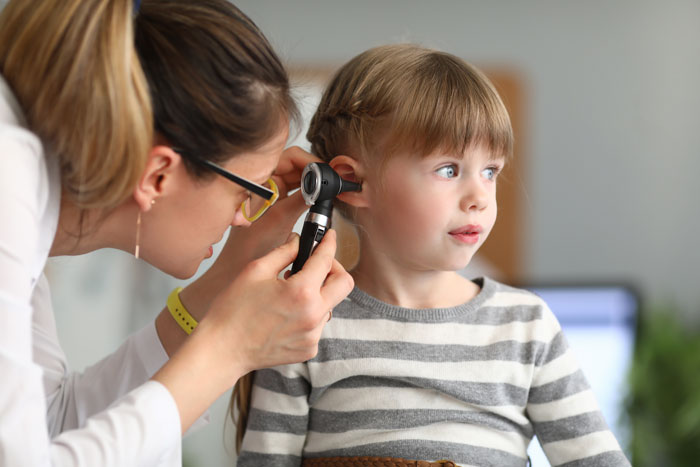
[166,287,198,335]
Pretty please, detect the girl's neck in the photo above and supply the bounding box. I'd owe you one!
[350,241,480,309]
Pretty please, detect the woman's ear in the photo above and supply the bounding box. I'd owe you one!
[329,155,369,208]
[133,146,182,211]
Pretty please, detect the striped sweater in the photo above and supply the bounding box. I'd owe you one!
[238,277,630,467]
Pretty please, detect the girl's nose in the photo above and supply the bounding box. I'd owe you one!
[461,178,489,212]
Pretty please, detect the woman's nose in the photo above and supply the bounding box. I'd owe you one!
[231,209,252,228]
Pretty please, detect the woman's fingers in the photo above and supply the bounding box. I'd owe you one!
[275,146,319,176]
[200,227,352,377]
[274,146,320,192]
[288,228,337,285]
[319,258,354,315]
[289,230,353,321]
[244,233,299,279]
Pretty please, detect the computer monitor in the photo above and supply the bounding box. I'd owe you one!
[524,284,638,465]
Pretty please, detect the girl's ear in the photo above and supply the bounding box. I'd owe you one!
[133,146,182,211]
[329,155,369,208]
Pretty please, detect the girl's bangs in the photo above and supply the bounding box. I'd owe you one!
[379,55,513,160]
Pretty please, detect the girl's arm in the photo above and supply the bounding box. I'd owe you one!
[237,366,311,467]
[526,306,631,466]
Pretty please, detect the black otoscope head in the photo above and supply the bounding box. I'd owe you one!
[301,163,362,208]
[290,163,361,275]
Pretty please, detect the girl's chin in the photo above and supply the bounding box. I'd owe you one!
[440,256,477,272]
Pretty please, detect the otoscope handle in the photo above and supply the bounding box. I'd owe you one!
[290,202,333,275]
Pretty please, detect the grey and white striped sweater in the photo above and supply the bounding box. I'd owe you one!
[238,278,630,467]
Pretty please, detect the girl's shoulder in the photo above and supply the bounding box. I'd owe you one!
[479,277,548,306]
[334,278,556,326]
[477,277,561,329]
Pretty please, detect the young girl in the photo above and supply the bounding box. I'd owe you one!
[233,44,630,467]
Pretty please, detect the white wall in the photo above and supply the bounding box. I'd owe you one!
[236,0,700,317]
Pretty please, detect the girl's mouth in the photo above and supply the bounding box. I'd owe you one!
[448,225,483,244]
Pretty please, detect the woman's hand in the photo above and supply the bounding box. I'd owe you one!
[272,145,319,196]
[204,229,351,373]
[152,229,353,432]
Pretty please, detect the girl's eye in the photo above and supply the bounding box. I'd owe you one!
[436,164,459,179]
[482,166,501,181]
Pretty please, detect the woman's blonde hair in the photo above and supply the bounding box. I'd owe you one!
[0,0,297,216]
[0,0,151,211]
[231,44,514,452]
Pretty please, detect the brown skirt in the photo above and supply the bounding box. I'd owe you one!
[302,456,460,467]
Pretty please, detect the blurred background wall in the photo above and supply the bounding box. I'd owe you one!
[239,0,700,317]
[19,0,700,465]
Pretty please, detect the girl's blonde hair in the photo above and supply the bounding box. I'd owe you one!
[232,44,514,452]
[0,0,151,211]
[309,44,513,168]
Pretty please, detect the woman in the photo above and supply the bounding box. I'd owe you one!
[0,0,352,465]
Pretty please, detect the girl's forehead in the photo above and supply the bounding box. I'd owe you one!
[421,144,505,162]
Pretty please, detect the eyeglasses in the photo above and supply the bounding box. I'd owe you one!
[199,159,279,222]
[173,148,279,222]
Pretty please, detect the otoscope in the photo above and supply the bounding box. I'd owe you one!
[290,163,361,275]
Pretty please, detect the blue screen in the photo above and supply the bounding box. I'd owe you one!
[525,285,638,465]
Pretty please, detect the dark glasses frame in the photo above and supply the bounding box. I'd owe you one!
[196,158,275,201]
[171,148,275,201]
[171,148,279,222]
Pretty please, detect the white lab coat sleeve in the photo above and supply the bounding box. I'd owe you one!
[49,380,182,467]
[33,273,171,435]
[2,283,182,466]
[33,273,209,438]
[0,291,51,466]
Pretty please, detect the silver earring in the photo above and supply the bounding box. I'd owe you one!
[134,199,155,259]
[134,211,142,259]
